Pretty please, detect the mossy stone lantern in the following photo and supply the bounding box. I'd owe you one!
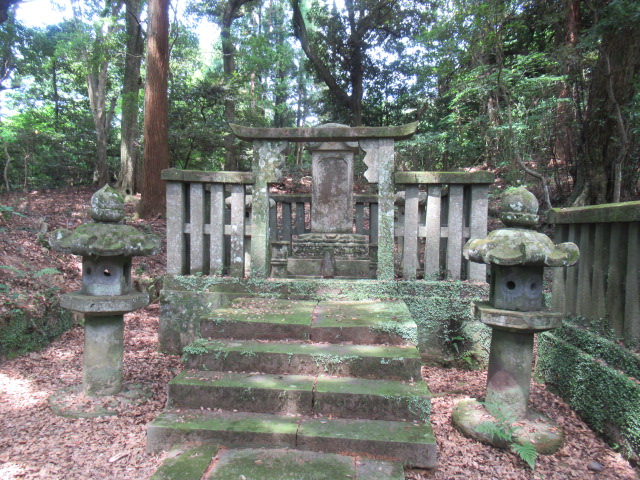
[50,185,160,396]
[452,187,579,454]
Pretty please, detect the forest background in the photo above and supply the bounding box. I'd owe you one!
[0,0,639,213]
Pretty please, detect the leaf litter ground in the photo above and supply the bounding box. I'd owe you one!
[0,187,637,479]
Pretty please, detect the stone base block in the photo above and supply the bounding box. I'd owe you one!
[476,302,563,333]
[452,398,564,455]
[287,258,371,278]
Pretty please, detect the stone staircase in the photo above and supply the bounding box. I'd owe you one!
[147,297,437,470]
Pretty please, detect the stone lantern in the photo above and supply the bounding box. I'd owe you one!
[50,185,160,397]
[452,187,579,454]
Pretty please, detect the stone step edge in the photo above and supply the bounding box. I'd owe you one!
[168,371,431,422]
[182,339,422,381]
[151,446,406,480]
[200,317,416,346]
[146,409,437,469]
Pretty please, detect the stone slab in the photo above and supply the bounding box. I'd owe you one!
[287,258,371,278]
[311,300,417,345]
[230,122,418,142]
[169,371,315,415]
[201,298,316,341]
[314,376,431,421]
[61,292,148,315]
[183,340,422,380]
[297,417,437,468]
[151,444,218,480]
[475,302,563,333]
[147,410,300,453]
[206,448,405,480]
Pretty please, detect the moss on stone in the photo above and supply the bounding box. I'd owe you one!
[150,445,217,480]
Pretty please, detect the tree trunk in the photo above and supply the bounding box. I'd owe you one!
[573,24,640,205]
[221,0,254,171]
[117,0,144,195]
[141,0,170,218]
[87,61,113,187]
[553,0,579,199]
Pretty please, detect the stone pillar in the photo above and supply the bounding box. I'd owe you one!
[485,329,534,420]
[251,140,287,278]
[362,138,395,281]
[83,315,125,396]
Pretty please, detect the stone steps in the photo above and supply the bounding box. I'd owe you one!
[168,371,431,421]
[183,339,422,380]
[148,297,437,471]
[201,298,416,345]
[147,409,437,468]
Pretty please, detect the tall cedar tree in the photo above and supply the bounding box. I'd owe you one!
[141,0,170,217]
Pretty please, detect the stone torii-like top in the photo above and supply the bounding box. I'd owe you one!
[232,122,418,279]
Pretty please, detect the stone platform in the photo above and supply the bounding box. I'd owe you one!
[147,297,437,474]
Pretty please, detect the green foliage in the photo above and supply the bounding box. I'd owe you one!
[537,323,640,460]
[477,402,538,469]
[182,338,211,359]
[0,306,74,359]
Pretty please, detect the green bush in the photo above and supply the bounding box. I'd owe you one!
[537,326,640,462]
[0,305,74,359]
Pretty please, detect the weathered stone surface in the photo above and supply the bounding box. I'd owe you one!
[309,144,356,234]
[169,371,315,415]
[464,228,579,267]
[183,339,422,380]
[489,265,544,312]
[291,233,369,259]
[49,383,152,419]
[476,302,562,333]
[548,200,640,224]
[314,376,430,421]
[90,184,125,223]
[499,187,539,228]
[50,223,161,257]
[452,398,564,454]
[297,417,437,468]
[60,292,149,315]
[395,171,494,184]
[251,140,287,278]
[230,122,418,142]
[147,410,299,453]
[485,329,534,420]
[311,300,417,345]
[159,289,239,354]
[151,445,218,480]
[83,315,124,396]
[286,258,371,278]
[205,448,405,480]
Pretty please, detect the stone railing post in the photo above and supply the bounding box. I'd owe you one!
[251,140,287,278]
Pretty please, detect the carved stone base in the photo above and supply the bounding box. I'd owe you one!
[291,233,369,259]
[287,258,371,278]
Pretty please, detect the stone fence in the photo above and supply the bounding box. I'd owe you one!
[549,201,640,340]
[162,168,492,281]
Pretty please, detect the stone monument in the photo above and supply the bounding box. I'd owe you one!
[49,185,160,398]
[452,187,579,454]
[287,129,370,278]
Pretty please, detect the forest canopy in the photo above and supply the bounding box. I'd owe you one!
[0,0,639,207]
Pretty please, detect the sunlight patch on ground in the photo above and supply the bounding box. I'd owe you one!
[0,462,26,479]
[0,373,42,408]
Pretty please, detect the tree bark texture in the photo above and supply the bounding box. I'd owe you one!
[117,0,144,195]
[141,0,170,218]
